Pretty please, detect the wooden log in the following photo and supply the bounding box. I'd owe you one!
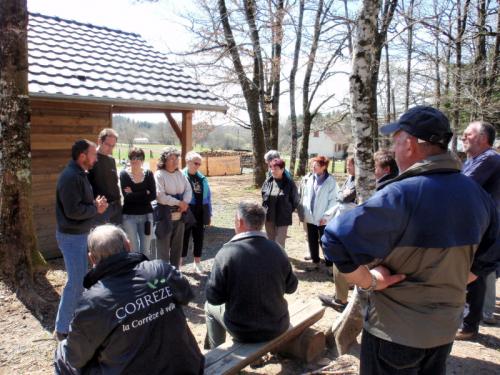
[326,289,363,355]
[276,327,325,363]
[204,303,325,375]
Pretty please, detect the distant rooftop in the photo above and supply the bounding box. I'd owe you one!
[28,13,226,112]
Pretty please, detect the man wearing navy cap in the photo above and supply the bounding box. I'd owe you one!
[322,106,499,375]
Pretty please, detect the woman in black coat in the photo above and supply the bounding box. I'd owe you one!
[261,158,299,249]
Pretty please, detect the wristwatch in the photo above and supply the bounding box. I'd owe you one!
[358,266,377,293]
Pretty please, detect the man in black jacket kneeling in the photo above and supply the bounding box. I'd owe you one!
[54,224,203,375]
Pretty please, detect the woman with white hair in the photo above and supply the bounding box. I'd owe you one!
[181,151,212,274]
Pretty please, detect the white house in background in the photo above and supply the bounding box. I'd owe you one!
[133,137,150,144]
[308,129,349,159]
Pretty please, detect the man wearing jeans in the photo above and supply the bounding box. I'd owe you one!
[54,140,108,341]
[322,107,498,375]
[205,201,298,348]
[457,120,500,339]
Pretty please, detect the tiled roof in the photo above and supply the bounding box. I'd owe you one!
[27,13,226,112]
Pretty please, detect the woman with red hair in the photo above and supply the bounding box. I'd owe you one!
[298,156,338,269]
[261,158,299,249]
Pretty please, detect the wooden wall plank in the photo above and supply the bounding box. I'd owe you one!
[30,99,112,257]
[31,116,109,128]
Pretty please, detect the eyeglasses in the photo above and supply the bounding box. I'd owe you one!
[130,157,144,161]
[193,162,201,166]
[103,142,116,148]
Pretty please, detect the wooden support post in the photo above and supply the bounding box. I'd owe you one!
[276,327,325,363]
[181,111,193,167]
[326,288,363,355]
[165,112,182,141]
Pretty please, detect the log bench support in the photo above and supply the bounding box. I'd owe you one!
[204,302,326,375]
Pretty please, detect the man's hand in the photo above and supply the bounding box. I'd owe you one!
[124,187,132,193]
[178,200,188,213]
[371,265,406,291]
[467,272,478,284]
[319,218,327,226]
[95,195,108,214]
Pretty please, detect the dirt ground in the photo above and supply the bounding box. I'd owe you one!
[1,173,499,374]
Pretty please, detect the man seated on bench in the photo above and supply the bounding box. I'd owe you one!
[205,200,298,348]
[54,224,204,375]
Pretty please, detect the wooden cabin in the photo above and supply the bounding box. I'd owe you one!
[28,13,226,258]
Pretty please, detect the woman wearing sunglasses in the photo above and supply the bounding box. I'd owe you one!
[119,147,156,256]
[181,151,212,274]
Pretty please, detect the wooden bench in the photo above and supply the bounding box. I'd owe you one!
[204,302,326,375]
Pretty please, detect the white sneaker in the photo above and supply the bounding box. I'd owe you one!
[193,262,204,275]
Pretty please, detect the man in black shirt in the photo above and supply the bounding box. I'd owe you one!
[205,201,298,348]
[88,128,122,224]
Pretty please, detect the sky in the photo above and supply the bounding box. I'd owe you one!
[28,0,351,126]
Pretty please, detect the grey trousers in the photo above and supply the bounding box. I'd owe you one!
[155,220,184,269]
[264,222,288,249]
[483,271,496,319]
[205,302,229,349]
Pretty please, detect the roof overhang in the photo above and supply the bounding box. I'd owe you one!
[29,92,228,113]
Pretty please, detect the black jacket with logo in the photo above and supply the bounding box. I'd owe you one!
[54,252,203,375]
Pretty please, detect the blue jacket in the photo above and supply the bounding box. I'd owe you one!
[299,172,338,226]
[182,168,212,219]
[462,148,500,213]
[322,152,499,349]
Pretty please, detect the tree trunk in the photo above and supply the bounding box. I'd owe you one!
[289,0,305,177]
[268,0,284,151]
[368,0,398,154]
[218,0,266,186]
[472,0,487,118]
[433,0,441,108]
[385,43,391,124]
[0,0,47,305]
[404,0,415,110]
[350,0,380,203]
[451,0,471,151]
[243,0,271,152]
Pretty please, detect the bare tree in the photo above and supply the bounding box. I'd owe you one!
[296,0,348,176]
[180,0,289,185]
[217,0,267,185]
[450,0,471,151]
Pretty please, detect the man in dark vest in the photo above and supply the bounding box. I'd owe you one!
[88,128,122,224]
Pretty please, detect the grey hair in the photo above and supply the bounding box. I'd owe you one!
[237,200,266,231]
[88,224,129,264]
[264,150,280,163]
[185,151,202,162]
[475,121,496,146]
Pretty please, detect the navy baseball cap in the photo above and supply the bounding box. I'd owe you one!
[380,106,453,148]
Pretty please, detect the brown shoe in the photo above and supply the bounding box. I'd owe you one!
[482,316,497,325]
[318,294,348,312]
[455,330,477,341]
